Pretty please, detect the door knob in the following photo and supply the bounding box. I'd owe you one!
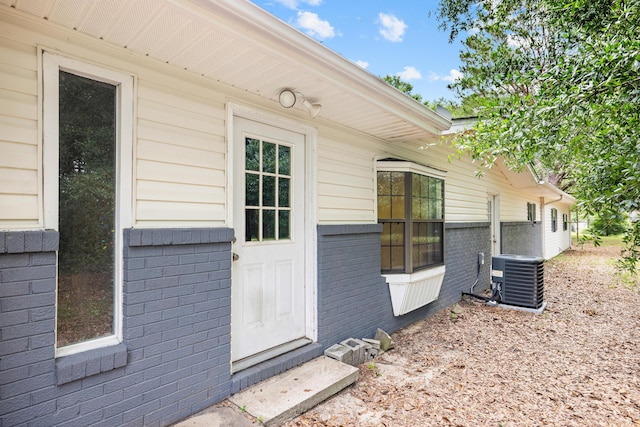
[232,252,239,261]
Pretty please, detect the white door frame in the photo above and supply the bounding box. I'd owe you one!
[226,102,318,351]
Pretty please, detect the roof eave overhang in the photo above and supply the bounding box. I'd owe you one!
[495,158,575,204]
[181,0,452,134]
[4,0,451,141]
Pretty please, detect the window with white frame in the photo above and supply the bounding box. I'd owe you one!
[551,208,558,232]
[527,202,537,222]
[377,161,445,274]
[43,53,133,356]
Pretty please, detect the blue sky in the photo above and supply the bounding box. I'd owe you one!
[250,0,464,102]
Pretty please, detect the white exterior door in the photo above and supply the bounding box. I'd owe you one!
[231,117,307,369]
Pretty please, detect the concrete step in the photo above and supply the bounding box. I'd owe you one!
[228,356,359,426]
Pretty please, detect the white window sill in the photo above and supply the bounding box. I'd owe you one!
[383,265,446,316]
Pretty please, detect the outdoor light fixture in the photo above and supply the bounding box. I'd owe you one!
[278,89,296,108]
[278,89,322,118]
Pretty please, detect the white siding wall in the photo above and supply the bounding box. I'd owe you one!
[317,135,376,223]
[315,130,541,225]
[135,82,227,227]
[0,16,554,231]
[0,37,40,229]
[0,18,230,230]
[543,202,573,259]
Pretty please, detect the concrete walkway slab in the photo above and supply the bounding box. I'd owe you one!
[229,356,359,426]
[172,405,257,427]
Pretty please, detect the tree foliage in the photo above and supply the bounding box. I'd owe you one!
[590,211,628,237]
[58,71,116,274]
[382,75,424,102]
[437,0,640,271]
[382,75,477,117]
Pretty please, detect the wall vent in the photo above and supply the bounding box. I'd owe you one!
[491,255,544,309]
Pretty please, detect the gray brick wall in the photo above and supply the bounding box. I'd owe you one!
[0,228,234,427]
[501,221,543,257]
[2,221,538,425]
[444,222,492,299]
[316,223,492,348]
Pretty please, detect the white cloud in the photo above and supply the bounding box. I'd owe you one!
[274,0,322,9]
[354,60,369,69]
[428,69,463,83]
[396,66,422,81]
[443,69,463,82]
[296,11,335,40]
[468,27,480,36]
[507,34,531,49]
[378,13,407,42]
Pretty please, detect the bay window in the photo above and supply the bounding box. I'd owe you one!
[377,162,445,274]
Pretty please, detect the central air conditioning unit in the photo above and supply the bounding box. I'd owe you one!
[491,254,544,309]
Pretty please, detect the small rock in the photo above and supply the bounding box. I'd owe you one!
[451,303,465,315]
[374,328,395,351]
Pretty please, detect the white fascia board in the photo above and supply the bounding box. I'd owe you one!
[539,182,576,204]
[442,117,477,135]
[182,0,451,133]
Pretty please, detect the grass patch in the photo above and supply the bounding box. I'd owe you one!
[598,234,626,246]
[567,234,639,291]
[614,269,640,291]
[572,233,625,247]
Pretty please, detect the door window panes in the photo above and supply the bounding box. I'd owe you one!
[279,211,290,239]
[246,138,260,171]
[279,177,290,207]
[245,138,292,242]
[263,176,276,207]
[279,146,290,175]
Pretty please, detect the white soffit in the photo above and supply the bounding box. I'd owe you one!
[3,0,450,142]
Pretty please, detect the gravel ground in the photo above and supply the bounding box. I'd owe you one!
[285,241,640,427]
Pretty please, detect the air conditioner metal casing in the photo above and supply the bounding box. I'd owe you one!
[491,254,544,309]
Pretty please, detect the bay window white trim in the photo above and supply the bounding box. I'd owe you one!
[384,265,446,316]
[376,160,447,179]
